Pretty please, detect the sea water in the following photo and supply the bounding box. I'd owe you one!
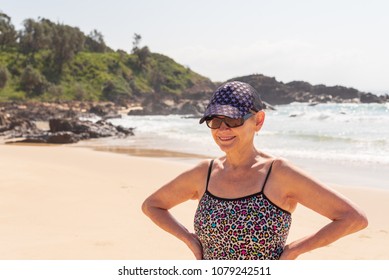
[84,103,389,189]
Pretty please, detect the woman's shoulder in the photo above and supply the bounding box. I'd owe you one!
[258,152,290,169]
[264,155,303,179]
[271,156,291,168]
[196,158,214,169]
[183,159,214,178]
[268,156,321,190]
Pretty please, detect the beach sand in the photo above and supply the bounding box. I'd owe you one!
[0,143,388,260]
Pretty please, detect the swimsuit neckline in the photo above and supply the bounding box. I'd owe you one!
[203,190,292,215]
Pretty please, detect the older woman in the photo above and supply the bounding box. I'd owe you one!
[142,81,368,260]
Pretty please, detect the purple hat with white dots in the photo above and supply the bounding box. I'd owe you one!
[199,81,264,124]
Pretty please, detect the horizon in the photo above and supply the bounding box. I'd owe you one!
[1,0,388,94]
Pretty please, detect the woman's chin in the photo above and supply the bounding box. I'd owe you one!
[216,142,235,153]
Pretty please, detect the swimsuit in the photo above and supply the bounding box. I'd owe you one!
[194,160,292,260]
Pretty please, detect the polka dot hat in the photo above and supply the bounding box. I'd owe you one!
[199,81,264,124]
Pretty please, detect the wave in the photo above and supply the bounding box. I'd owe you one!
[89,103,389,167]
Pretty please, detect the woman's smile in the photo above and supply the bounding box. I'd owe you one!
[218,135,236,142]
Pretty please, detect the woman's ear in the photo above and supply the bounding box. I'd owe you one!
[255,111,265,132]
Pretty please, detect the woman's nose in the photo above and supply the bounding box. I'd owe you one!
[218,121,230,130]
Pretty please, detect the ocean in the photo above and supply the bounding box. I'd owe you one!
[81,103,389,190]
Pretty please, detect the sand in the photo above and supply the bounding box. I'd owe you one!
[0,143,388,260]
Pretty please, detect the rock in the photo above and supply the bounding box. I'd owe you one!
[228,74,385,104]
[46,132,82,144]
[127,107,144,115]
[115,125,135,136]
[7,118,134,144]
[89,103,120,117]
[9,131,84,144]
[0,114,42,138]
[360,93,382,103]
[175,100,204,116]
[49,118,77,132]
[0,113,7,126]
[49,118,134,138]
[0,101,136,145]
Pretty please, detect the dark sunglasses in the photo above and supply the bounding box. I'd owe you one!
[205,113,254,129]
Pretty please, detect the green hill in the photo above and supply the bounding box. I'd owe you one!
[1,11,386,107]
[0,13,214,103]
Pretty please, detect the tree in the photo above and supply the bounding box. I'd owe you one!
[19,66,47,97]
[131,33,142,53]
[0,65,10,89]
[18,18,54,56]
[51,24,85,73]
[136,46,151,70]
[19,19,54,61]
[85,29,107,53]
[0,11,17,50]
[131,33,150,70]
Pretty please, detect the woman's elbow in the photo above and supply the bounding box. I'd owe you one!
[141,198,152,217]
[356,212,369,230]
[349,210,368,232]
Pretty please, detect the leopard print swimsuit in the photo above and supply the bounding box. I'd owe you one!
[194,160,292,260]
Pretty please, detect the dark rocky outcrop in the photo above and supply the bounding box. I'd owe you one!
[0,101,127,121]
[2,118,134,144]
[49,118,134,138]
[0,112,42,139]
[0,102,134,144]
[127,74,387,115]
[228,74,388,106]
[360,93,384,103]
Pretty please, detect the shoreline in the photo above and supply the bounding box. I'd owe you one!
[8,139,389,191]
[73,139,389,191]
[1,143,389,259]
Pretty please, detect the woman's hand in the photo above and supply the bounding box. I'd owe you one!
[279,244,298,260]
[185,233,203,260]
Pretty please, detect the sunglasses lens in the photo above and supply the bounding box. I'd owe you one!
[206,118,222,129]
[206,117,244,129]
[225,118,244,127]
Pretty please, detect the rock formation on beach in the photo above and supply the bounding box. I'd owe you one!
[228,74,388,105]
[126,74,388,116]
[0,102,134,144]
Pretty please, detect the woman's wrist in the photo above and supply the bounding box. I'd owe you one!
[177,229,193,244]
[281,244,300,260]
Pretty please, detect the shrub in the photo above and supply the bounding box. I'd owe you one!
[0,65,9,89]
[19,65,47,97]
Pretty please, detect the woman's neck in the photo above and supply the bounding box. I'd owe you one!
[224,146,260,169]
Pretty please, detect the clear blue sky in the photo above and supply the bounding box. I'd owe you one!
[2,0,388,93]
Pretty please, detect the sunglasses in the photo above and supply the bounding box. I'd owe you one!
[205,113,254,129]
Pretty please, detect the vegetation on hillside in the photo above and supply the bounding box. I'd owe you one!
[0,11,213,103]
[2,11,386,108]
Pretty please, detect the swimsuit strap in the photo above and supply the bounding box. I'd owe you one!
[262,160,275,192]
[205,159,214,191]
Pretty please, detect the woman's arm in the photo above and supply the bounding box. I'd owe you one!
[274,159,368,260]
[141,160,210,259]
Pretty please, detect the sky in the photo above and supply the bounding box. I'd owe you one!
[2,0,388,94]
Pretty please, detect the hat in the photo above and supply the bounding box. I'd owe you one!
[199,81,264,124]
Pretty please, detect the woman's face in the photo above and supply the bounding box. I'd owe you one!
[210,112,265,154]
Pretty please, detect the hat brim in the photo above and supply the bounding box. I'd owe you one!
[199,104,243,124]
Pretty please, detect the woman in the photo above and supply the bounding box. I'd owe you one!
[142,81,368,260]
